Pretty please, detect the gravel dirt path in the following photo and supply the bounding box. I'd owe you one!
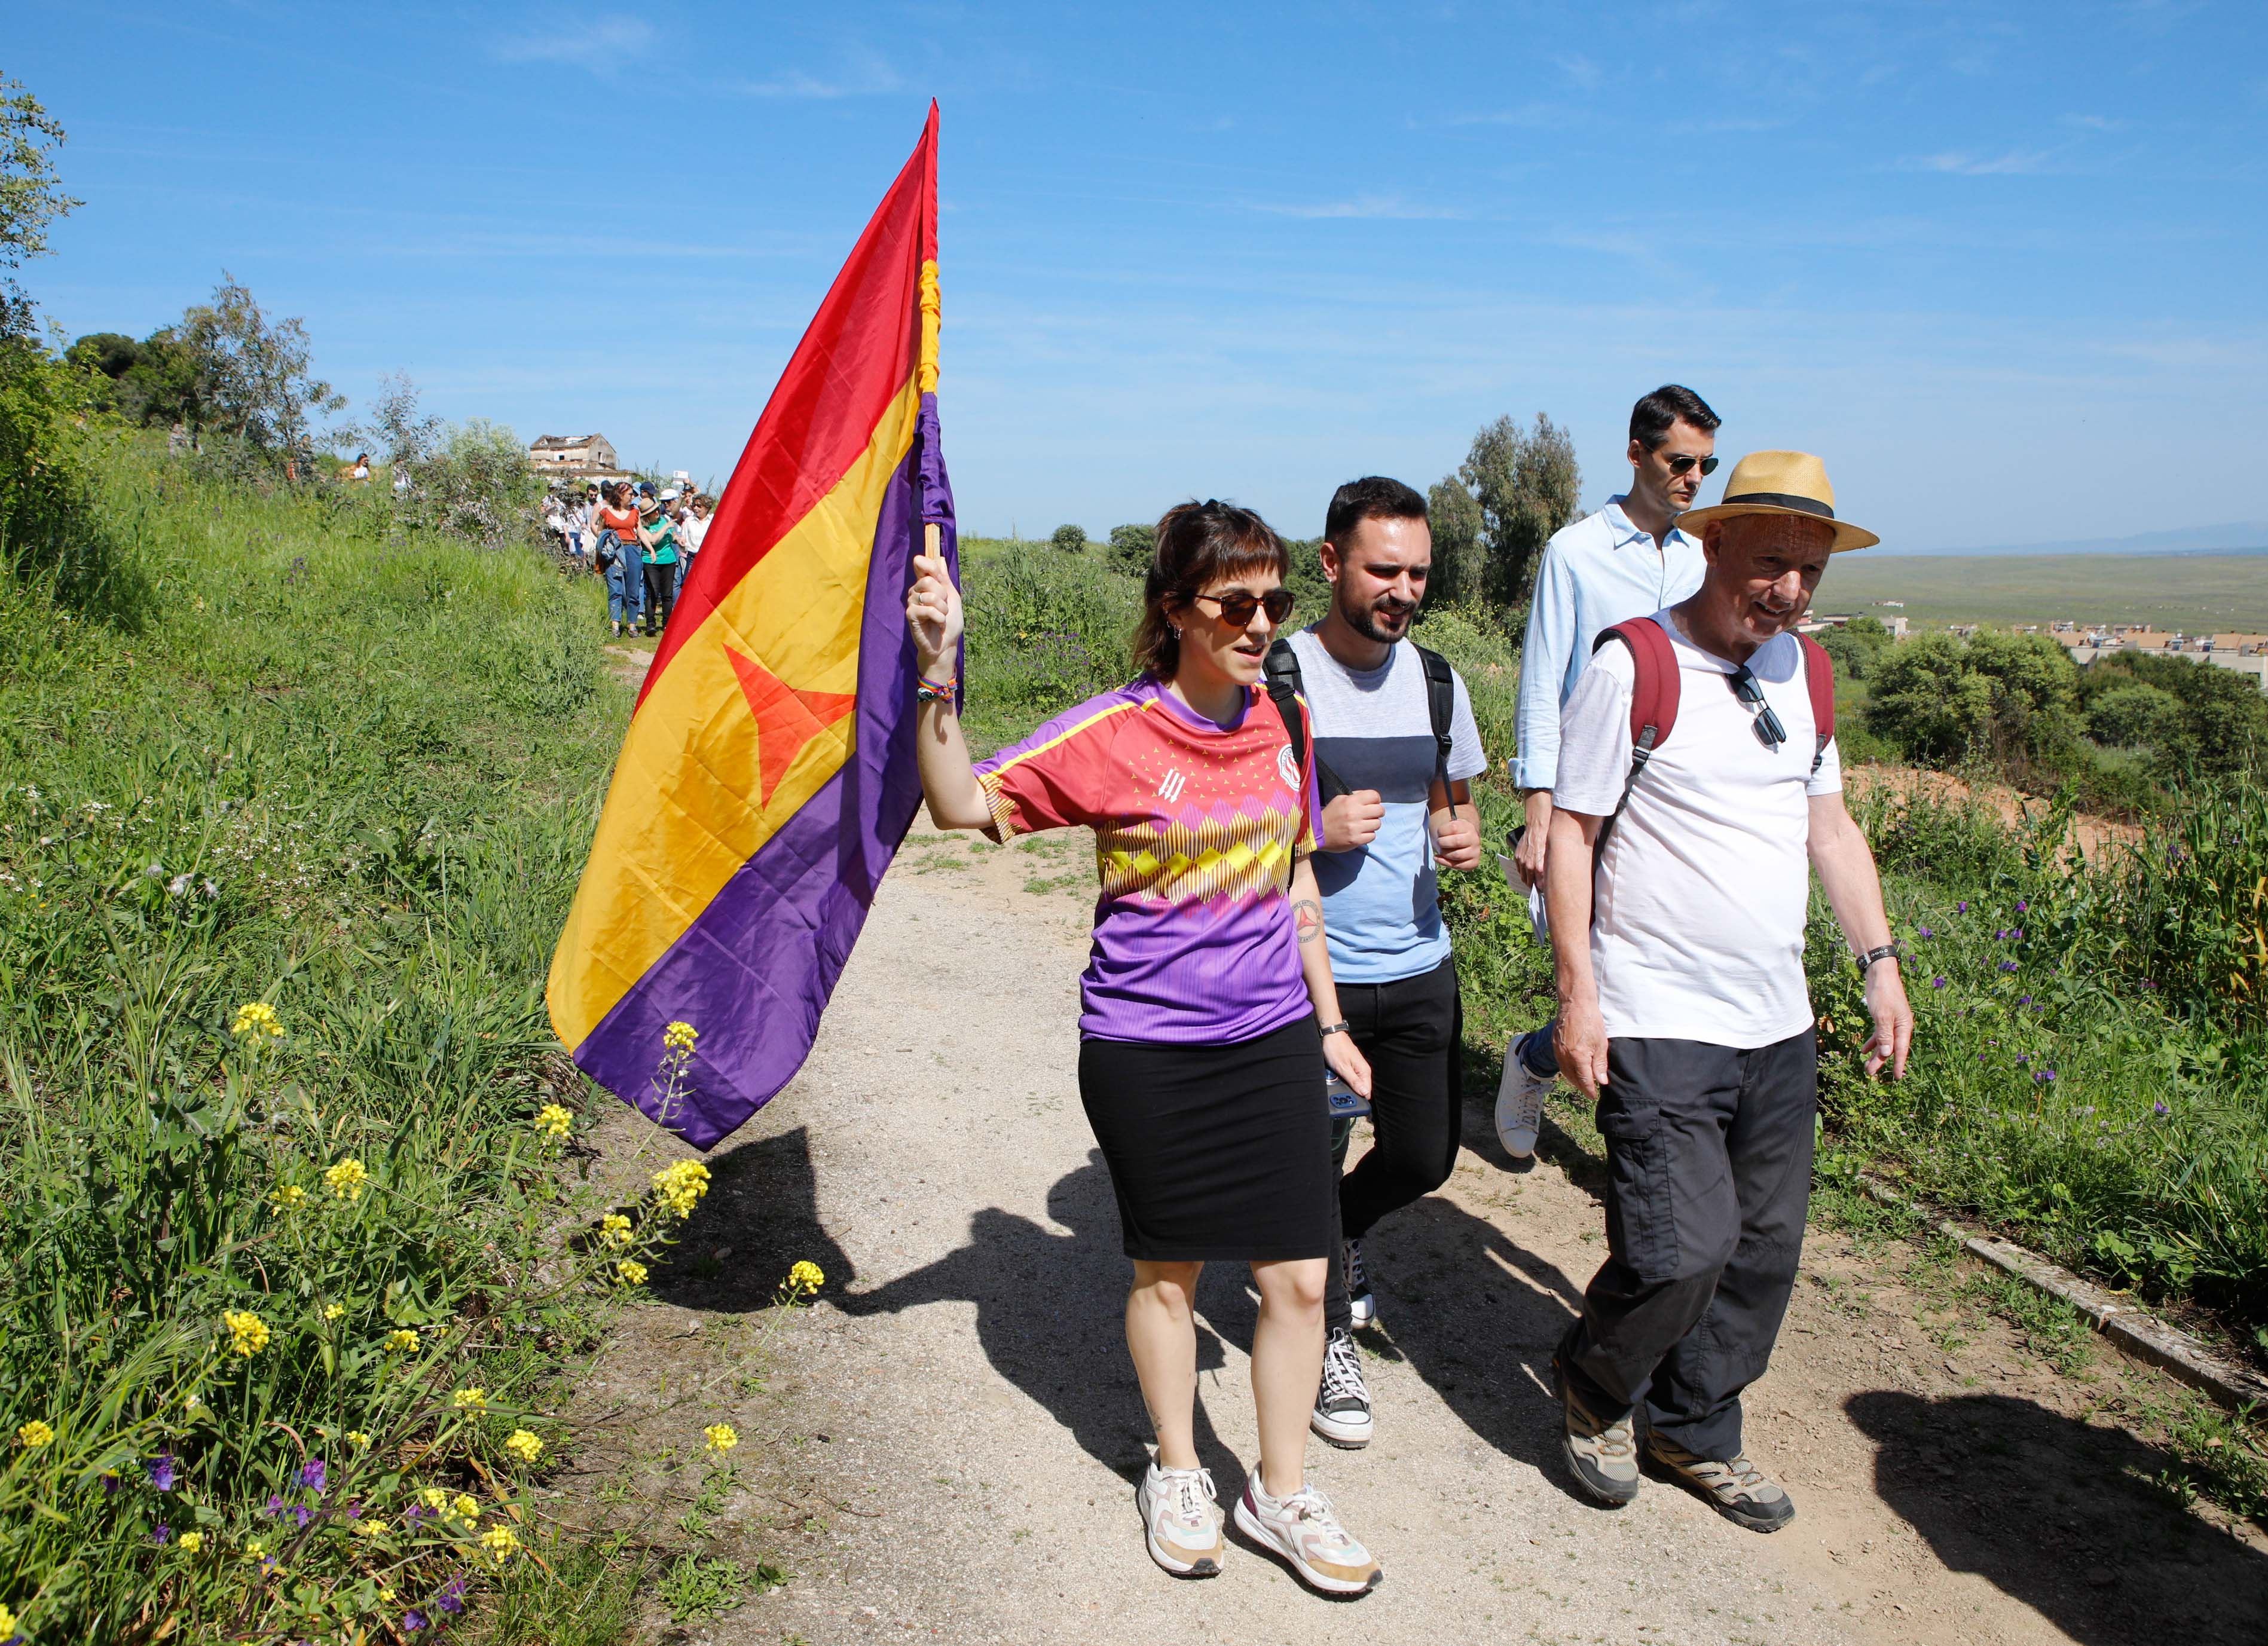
[570,828,2268,1646]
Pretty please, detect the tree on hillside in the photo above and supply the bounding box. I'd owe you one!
[1818,614,1893,681]
[1050,523,1087,554]
[0,76,80,338]
[347,371,444,476]
[182,274,344,454]
[1867,630,2082,768]
[1425,475,1484,605]
[1107,522,1155,575]
[66,327,204,428]
[1459,412,1580,608]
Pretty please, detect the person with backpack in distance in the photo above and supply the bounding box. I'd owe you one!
[1262,477,1485,1451]
[1542,451,1913,1532]
[905,500,1386,1596]
[1496,386,1722,1161]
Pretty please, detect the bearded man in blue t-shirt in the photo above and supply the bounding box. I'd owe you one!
[1279,476,1488,1451]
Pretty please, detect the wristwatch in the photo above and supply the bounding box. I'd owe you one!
[1854,944,1902,975]
[1317,1021,1352,1038]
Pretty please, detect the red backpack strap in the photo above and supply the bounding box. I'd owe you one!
[1797,634,1835,776]
[1591,618,1680,852]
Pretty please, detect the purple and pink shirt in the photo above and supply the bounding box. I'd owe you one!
[973,675,1322,1046]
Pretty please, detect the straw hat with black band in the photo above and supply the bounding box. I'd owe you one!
[1675,449,1880,553]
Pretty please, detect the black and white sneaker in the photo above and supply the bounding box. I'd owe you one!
[1344,1238,1377,1329]
[1310,1327,1373,1449]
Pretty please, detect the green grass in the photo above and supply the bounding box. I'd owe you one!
[1824,552,2268,635]
[0,432,707,1643]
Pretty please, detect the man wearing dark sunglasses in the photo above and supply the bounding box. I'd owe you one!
[1539,450,1913,1535]
[1497,386,1720,1160]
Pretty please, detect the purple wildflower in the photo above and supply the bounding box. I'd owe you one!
[1918,926,1934,939]
[403,1613,429,1635]
[1932,977,1947,989]
[438,1575,468,1615]
[299,1458,326,1493]
[152,1525,170,1544]
[2016,900,2028,912]
[2012,927,2024,940]
[1957,900,1969,913]
[2016,1054,2029,1064]
[2141,978,2157,990]
[402,1502,428,1526]
[149,1453,177,1492]
[265,1494,286,1517]
[2044,1069,2058,1082]
[1995,929,2008,941]
[292,1505,313,1528]
[2018,995,2032,1005]
[2154,1100,2169,1116]
[2000,960,2019,972]
[100,1472,123,1497]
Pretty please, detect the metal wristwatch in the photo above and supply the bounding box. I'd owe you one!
[1317,1021,1352,1038]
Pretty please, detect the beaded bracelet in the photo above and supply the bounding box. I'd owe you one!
[915,673,958,703]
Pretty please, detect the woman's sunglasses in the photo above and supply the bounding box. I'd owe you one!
[1727,665,1787,750]
[1666,454,1721,477]
[1189,588,1295,628]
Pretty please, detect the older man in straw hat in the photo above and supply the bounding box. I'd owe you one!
[1540,451,1914,1532]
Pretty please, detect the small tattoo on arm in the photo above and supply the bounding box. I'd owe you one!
[1293,898,1322,943]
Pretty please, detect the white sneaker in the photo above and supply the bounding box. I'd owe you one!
[1494,1032,1552,1158]
[1233,1470,1383,1596]
[1310,1327,1373,1449]
[1344,1238,1377,1329]
[1136,1461,1222,1577]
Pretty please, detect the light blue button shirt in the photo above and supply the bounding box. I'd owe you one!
[1511,497,1707,791]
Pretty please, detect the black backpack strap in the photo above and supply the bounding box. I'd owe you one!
[1263,638,1348,801]
[1413,643,1457,800]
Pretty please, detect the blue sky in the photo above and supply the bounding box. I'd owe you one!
[14,1,2266,549]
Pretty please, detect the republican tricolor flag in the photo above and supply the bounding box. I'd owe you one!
[548,105,955,1149]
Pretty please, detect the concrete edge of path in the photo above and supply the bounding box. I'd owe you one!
[1860,1174,2268,1414]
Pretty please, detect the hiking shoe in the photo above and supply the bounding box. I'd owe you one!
[1645,1437,1796,1533]
[1552,1356,1639,1507]
[1344,1238,1377,1329]
[1494,1033,1552,1158]
[1136,1461,1222,1577]
[1310,1327,1373,1450]
[1233,1471,1382,1596]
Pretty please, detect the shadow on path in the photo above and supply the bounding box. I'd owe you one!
[650,1125,860,1314]
[1846,1389,2268,1645]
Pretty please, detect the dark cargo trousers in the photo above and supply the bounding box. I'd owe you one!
[1557,1030,1817,1463]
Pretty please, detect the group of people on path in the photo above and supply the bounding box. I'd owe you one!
[901,385,1915,1598]
[550,480,713,638]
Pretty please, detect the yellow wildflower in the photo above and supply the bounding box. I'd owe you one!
[0,1605,14,1639]
[177,1530,203,1553]
[346,1430,372,1449]
[614,1259,648,1287]
[650,1158,711,1219]
[16,1419,54,1448]
[451,1387,487,1412]
[703,1423,738,1454]
[231,1001,283,1041]
[479,1523,521,1564]
[788,1260,825,1294]
[268,1183,307,1214]
[355,1518,389,1538]
[222,1309,270,1357]
[322,1303,344,1321]
[379,1587,396,1603]
[243,1538,266,1562]
[598,1212,634,1250]
[453,1492,481,1522]
[322,1157,368,1202]
[505,1429,543,1464]
[419,1486,453,1513]
[533,1102,573,1139]
[663,1020,698,1054]
[384,1329,419,1354]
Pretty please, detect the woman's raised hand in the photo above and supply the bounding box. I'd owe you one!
[905,550,962,677]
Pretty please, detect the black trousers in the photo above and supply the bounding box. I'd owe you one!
[642,561,676,634]
[1323,955,1462,1336]
[1558,1030,1816,1461]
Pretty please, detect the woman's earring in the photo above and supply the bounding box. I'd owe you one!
[1169,625,1181,638]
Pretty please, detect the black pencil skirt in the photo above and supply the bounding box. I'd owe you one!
[1077,1016,1337,1263]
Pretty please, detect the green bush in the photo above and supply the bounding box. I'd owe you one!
[1105,522,1154,576]
[1410,601,1520,777]
[960,544,1141,739]
[1048,523,1086,554]
[0,340,146,626]
[2086,681,2186,749]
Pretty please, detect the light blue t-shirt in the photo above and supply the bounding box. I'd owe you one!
[1288,629,1488,984]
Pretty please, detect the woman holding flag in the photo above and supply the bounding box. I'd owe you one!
[904,500,1386,1597]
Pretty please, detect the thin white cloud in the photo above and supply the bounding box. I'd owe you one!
[491,15,655,75]
[1242,194,1468,221]
[728,48,903,99]
[1557,53,1602,91]
[1906,149,2054,176]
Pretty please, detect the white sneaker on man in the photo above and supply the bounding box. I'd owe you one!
[1494,1032,1552,1158]
[1344,1238,1377,1329]
[1233,1469,1383,1596]
[1310,1326,1373,1449]
[1136,1461,1222,1577]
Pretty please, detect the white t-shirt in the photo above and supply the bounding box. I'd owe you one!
[1553,610,1842,1050]
[679,513,710,554]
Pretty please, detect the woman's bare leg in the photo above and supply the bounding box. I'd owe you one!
[1127,1260,1205,1470]
[1249,1256,1329,1498]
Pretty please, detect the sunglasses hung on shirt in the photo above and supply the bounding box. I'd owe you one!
[1189,588,1296,628]
[1666,454,1721,477]
[1727,664,1787,751]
